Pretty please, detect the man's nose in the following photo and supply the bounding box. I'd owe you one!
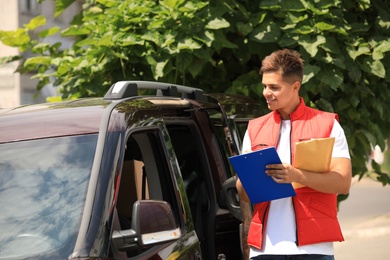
[263,87,271,96]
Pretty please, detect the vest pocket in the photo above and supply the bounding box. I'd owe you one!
[308,196,337,218]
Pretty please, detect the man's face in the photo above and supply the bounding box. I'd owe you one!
[262,71,300,119]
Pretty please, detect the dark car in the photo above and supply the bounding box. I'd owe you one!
[0,81,265,259]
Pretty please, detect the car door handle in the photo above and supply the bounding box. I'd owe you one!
[222,176,242,221]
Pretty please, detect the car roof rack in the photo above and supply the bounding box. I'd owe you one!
[103,81,207,101]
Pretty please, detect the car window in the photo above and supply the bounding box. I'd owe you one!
[0,134,98,260]
[115,130,181,257]
[166,123,213,257]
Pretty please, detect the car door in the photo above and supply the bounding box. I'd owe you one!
[160,95,265,259]
[203,93,267,259]
[110,114,202,259]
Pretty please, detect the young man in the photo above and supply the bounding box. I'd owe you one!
[236,49,352,260]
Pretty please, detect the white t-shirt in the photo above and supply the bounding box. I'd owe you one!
[241,119,350,257]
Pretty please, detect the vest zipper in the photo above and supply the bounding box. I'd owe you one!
[261,202,271,250]
[290,118,299,246]
[276,117,282,149]
[289,117,293,164]
[293,198,299,246]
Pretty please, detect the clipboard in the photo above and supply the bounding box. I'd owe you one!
[229,147,296,204]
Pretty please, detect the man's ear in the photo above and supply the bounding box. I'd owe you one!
[293,81,301,92]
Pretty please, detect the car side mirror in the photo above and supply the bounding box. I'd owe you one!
[112,200,181,252]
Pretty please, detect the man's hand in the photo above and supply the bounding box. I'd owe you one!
[265,157,352,195]
[265,163,299,183]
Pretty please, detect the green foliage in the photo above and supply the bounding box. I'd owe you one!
[1,0,389,184]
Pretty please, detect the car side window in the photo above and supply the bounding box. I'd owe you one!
[166,124,212,251]
[115,130,180,256]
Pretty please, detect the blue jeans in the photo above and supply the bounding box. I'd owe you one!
[250,255,335,260]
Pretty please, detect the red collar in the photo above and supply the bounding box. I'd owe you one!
[272,97,306,122]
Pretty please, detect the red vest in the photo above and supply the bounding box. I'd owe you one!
[246,98,344,249]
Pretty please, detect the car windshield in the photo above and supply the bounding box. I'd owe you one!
[0,134,98,259]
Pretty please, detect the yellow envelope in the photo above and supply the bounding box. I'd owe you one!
[293,137,335,172]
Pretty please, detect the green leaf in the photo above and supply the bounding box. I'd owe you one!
[346,46,370,60]
[96,0,115,7]
[330,28,348,36]
[176,53,193,73]
[321,37,341,54]
[61,26,91,36]
[0,28,31,50]
[280,0,306,11]
[315,22,335,31]
[278,34,297,47]
[57,62,72,76]
[74,59,90,71]
[193,48,212,60]
[350,22,370,33]
[317,68,344,90]
[236,22,253,36]
[0,55,22,64]
[306,2,329,15]
[376,171,390,186]
[187,57,206,78]
[372,51,384,60]
[372,101,384,119]
[336,98,352,111]
[88,6,103,14]
[259,0,282,10]
[98,34,112,46]
[369,123,385,149]
[332,58,346,70]
[206,18,230,30]
[54,0,76,18]
[362,58,386,78]
[251,22,281,43]
[32,43,51,54]
[24,16,46,30]
[118,34,144,46]
[177,38,202,50]
[154,60,168,79]
[317,98,334,112]
[348,95,360,108]
[361,129,377,147]
[303,64,320,84]
[315,0,341,9]
[298,35,326,57]
[345,60,362,82]
[378,17,390,31]
[372,40,390,60]
[75,38,98,47]
[31,72,55,80]
[194,31,214,48]
[38,27,60,38]
[292,25,314,35]
[162,0,185,9]
[284,12,308,24]
[141,32,163,46]
[24,56,52,67]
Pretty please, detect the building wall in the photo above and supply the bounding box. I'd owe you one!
[0,1,21,108]
[0,0,82,108]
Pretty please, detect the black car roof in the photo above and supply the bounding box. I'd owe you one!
[0,96,200,143]
[0,98,110,143]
